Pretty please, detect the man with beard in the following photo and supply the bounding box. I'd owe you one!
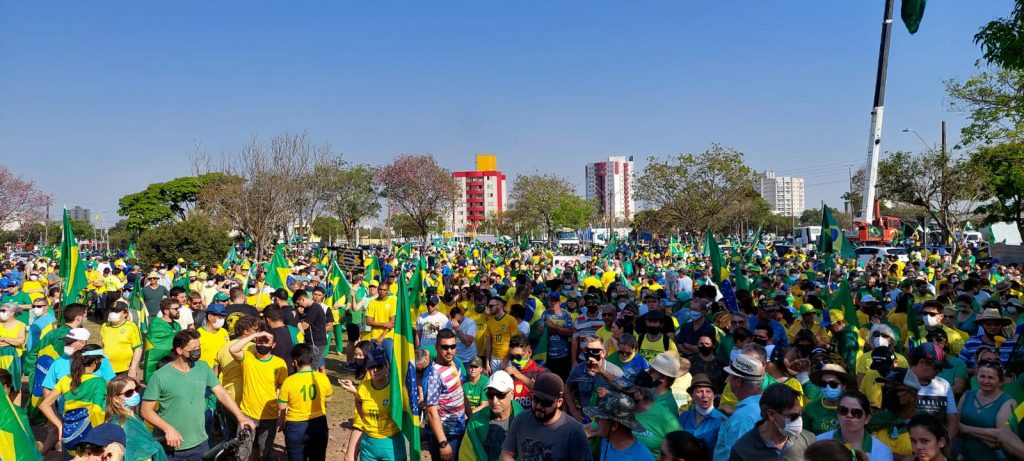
[499,372,592,461]
[423,329,467,461]
[143,330,256,460]
[460,370,522,461]
[144,298,183,378]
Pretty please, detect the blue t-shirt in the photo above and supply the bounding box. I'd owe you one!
[540,310,572,359]
[599,438,655,461]
[42,354,116,414]
[679,407,726,451]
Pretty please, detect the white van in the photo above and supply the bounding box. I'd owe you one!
[854,246,909,266]
[792,226,821,248]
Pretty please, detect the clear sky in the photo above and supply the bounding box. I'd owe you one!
[0,1,1013,226]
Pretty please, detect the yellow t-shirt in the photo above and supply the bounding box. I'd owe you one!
[872,427,911,457]
[278,370,333,422]
[0,321,26,355]
[582,276,602,292]
[484,314,520,360]
[103,275,122,293]
[197,326,230,370]
[99,320,141,373]
[365,297,397,341]
[859,369,886,408]
[601,271,618,291]
[239,350,288,420]
[216,340,254,404]
[20,280,45,301]
[354,379,399,438]
[637,333,677,362]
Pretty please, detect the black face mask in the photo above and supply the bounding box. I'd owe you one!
[354,358,366,369]
[881,388,904,413]
[753,338,769,347]
[634,370,656,388]
[698,345,715,356]
[797,343,813,356]
[186,349,201,364]
[255,344,273,356]
[587,305,598,313]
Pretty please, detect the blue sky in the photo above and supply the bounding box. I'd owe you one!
[0,1,1013,225]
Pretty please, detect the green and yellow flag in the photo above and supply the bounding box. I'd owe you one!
[327,260,351,308]
[817,205,856,260]
[828,280,859,328]
[59,209,88,308]
[366,255,382,283]
[0,390,40,461]
[265,244,292,292]
[222,245,239,271]
[128,278,148,333]
[126,243,138,260]
[390,259,422,461]
[705,232,728,284]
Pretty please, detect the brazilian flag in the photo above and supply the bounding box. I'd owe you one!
[0,390,40,461]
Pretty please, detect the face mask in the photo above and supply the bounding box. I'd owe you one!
[774,412,804,437]
[122,292,131,299]
[255,345,273,356]
[730,348,741,361]
[696,405,714,416]
[797,343,813,356]
[213,318,225,329]
[821,385,843,400]
[107,312,122,323]
[923,314,940,328]
[186,349,201,363]
[0,313,9,322]
[871,336,890,348]
[698,345,714,356]
[753,338,768,347]
[354,358,366,369]
[124,392,141,408]
[634,370,656,388]
[796,371,810,383]
[587,305,598,313]
[29,275,38,281]
[618,302,627,309]
[511,356,528,370]
[32,307,44,317]
[64,346,76,357]
[881,389,904,413]
[206,281,215,287]
[690,310,703,321]
[158,269,167,275]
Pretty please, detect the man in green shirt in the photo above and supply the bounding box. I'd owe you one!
[142,329,254,459]
[463,356,490,415]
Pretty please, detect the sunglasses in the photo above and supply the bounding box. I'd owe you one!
[122,388,138,397]
[532,396,558,407]
[584,348,604,355]
[368,364,384,371]
[602,313,616,318]
[486,390,510,400]
[978,359,1002,369]
[74,443,106,456]
[837,405,865,418]
[775,410,802,422]
[437,344,457,351]
[820,381,841,389]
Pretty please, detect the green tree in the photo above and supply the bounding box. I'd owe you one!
[974,1,1024,71]
[391,213,444,239]
[508,174,593,242]
[311,216,346,246]
[118,173,229,234]
[635,144,757,234]
[136,215,232,267]
[106,219,134,251]
[879,150,991,259]
[325,162,381,245]
[946,68,1024,147]
[972,142,1024,237]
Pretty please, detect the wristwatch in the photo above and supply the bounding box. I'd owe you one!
[439,441,449,449]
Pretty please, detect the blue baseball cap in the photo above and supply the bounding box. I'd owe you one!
[70,422,126,449]
[206,303,227,316]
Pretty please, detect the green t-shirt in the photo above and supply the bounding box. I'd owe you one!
[803,399,839,435]
[938,355,968,387]
[1,292,31,325]
[462,375,489,410]
[632,400,683,458]
[143,361,220,450]
[655,390,679,417]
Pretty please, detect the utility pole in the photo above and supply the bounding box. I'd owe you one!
[43,199,51,246]
[941,120,948,247]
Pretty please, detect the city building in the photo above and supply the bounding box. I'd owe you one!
[584,156,634,221]
[451,154,507,232]
[756,171,805,217]
[69,206,91,222]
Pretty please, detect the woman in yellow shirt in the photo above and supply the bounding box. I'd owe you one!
[0,303,27,357]
[341,349,404,461]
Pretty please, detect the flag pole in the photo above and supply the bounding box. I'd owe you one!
[859,0,895,226]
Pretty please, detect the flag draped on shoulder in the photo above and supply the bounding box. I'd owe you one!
[60,209,88,308]
[265,244,292,292]
[390,259,422,460]
[327,260,351,308]
[0,391,40,461]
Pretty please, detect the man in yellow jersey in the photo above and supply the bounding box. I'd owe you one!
[340,348,404,461]
[484,297,519,374]
[229,330,288,460]
[197,303,230,370]
[365,280,396,361]
[278,343,333,461]
[216,315,259,436]
[99,302,142,379]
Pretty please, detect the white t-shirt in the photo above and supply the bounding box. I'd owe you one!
[176,306,195,330]
[447,316,477,363]
[416,311,449,348]
[816,431,894,461]
[908,373,957,416]
[518,320,531,336]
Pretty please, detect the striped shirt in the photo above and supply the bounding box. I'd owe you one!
[422,361,466,435]
[959,334,1017,368]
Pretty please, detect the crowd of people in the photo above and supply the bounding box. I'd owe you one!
[0,237,1022,461]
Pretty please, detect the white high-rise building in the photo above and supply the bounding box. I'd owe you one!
[756,171,805,217]
[585,156,635,221]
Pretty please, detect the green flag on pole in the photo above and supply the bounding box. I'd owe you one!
[59,209,88,308]
[391,260,422,461]
[817,205,856,260]
[705,232,728,285]
[327,260,351,308]
[0,390,41,461]
[828,280,859,328]
[265,244,292,292]
[222,245,239,271]
[901,0,926,34]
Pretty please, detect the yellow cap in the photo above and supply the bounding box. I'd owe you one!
[828,309,845,323]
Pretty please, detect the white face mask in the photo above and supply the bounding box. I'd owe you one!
[695,404,714,416]
[923,314,941,328]
[213,318,225,329]
[0,312,8,322]
[29,275,38,281]
[158,269,167,275]
[108,312,122,323]
[32,307,44,317]
[63,346,76,356]
[775,413,804,437]
[206,281,215,287]
[871,336,891,348]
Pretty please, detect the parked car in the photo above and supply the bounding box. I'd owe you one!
[854,246,909,266]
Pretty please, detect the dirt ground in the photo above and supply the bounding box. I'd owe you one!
[34,319,389,461]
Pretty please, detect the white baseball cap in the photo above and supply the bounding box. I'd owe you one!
[486,370,514,393]
[65,328,90,341]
